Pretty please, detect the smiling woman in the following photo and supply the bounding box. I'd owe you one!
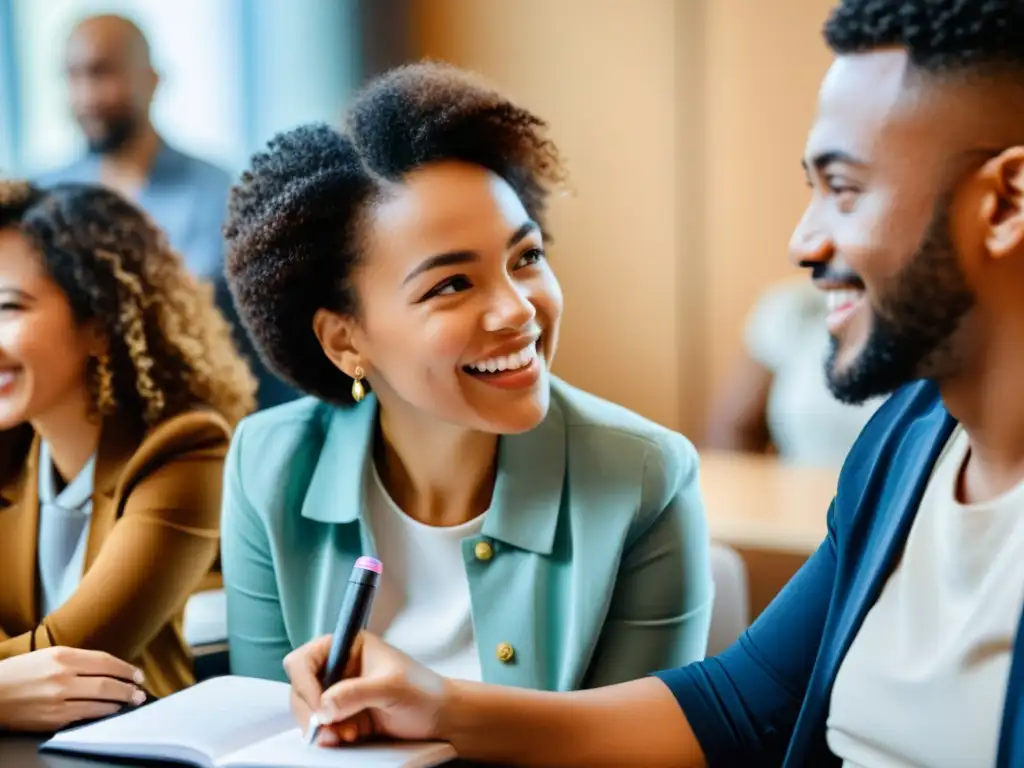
[219,61,713,708]
[0,180,256,714]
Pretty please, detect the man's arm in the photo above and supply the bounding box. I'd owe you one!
[435,501,840,766]
[442,676,706,768]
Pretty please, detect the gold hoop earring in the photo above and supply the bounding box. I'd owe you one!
[95,354,115,414]
[351,366,366,403]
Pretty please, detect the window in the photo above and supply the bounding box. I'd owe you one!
[2,0,366,177]
[10,0,243,175]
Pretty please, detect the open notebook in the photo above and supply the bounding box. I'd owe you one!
[40,676,457,768]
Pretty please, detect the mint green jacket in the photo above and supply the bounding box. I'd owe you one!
[220,377,713,691]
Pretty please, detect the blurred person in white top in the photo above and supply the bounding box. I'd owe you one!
[706,277,884,467]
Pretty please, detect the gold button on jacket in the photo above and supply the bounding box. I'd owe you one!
[496,642,515,663]
[474,540,494,561]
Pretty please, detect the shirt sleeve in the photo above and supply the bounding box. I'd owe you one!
[0,416,226,662]
[220,421,293,682]
[652,500,838,766]
[583,433,714,686]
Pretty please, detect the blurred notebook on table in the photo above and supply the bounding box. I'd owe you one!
[40,675,456,768]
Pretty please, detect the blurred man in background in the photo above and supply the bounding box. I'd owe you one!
[39,13,294,408]
[39,14,228,280]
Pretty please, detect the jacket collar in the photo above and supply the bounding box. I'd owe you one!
[299,392,567,555]
[0,417,138,506]
[788,393,957,765]
[0,416,141,627]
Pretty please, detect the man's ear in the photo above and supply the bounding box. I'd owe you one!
[312,308,366,378]
[979,146,1024,259]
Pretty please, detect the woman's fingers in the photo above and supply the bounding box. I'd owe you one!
[49,700,122,730]
[66,673,144,705]
[291,688,313,730]
[317,710,375,747]
[54,647,143,684]
[318,676,395,724]
[284,635,332,714]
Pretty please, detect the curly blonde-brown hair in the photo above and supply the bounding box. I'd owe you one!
[0,180,257,427]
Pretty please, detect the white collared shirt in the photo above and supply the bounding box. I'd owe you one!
[37,441,96,617]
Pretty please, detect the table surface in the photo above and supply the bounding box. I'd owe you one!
[0,736,112,768]
[698,450,837,554]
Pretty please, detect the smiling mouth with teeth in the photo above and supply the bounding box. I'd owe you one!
[463,339,540,375]
[823,286,867,334]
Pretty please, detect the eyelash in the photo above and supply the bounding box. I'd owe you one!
[805,177,858,205]
[422,248,546,301]
[827,176,857,194]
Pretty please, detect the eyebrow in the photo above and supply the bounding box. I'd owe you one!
[401,220,540,286]
[801,150,868,175]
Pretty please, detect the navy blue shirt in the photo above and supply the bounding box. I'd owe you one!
[655,381,1024,767]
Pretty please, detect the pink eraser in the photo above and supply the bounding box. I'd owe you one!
[354,556,383,574]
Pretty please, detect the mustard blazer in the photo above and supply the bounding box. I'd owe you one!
[0,410,230,698]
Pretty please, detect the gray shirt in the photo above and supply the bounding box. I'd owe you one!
[37,442,96,617]
[36,140,232,280]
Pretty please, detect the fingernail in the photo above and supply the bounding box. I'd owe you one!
[133,669,145,685]
[132,689,146,705]
[342,726,357,743]
[316,708,333,723]
[319,730,339,747]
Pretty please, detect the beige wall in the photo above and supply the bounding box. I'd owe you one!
[411,0,837,439]
[703,0,837,398]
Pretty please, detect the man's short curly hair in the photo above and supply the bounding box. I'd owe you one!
[0,180,257,428]
[824,0,1024,76]
[224,60,566,405]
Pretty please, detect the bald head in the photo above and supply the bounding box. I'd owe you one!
[70,15,151,68]
[65,14,157,154]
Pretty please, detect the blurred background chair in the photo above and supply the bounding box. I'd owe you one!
[184,589,229,681]
[707,542,750,656]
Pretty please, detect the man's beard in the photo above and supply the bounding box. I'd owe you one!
[826,202,976,404]
[85,114,138,155]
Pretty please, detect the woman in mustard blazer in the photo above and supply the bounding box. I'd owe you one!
[220,62,714,695]
[0,180,256,706]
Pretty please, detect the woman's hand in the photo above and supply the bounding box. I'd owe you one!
[284,631,448,747]
[0,647,146,732]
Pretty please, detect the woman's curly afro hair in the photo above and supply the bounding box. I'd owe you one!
[223,60,567,406]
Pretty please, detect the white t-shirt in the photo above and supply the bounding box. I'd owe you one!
[364,464,485,682]
[745,279,885,468]
[827,426,1024,767]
